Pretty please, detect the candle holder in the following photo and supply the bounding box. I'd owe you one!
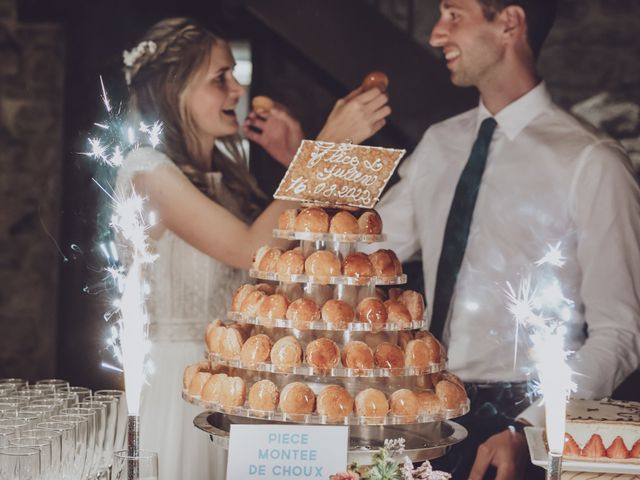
[546,451,562,480]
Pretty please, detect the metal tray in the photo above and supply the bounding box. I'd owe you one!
[194,411,467,464]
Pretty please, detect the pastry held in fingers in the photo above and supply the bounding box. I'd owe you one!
[251,95,275,113]
[361,71,389,93]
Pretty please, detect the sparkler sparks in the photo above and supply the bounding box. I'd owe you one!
[83,78,163,425]
[505,242,577,476]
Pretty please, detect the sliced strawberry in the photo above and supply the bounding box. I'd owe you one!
[581,434,606,458]
[606,436,630,459]
[630,439,640,459]
[563,433,581,456]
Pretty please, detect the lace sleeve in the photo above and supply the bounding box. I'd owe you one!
[116,147,182,195]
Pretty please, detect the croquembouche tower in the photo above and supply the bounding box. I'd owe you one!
[182,140,469,467]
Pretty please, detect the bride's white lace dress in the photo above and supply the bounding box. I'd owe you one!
[117,147,249,479]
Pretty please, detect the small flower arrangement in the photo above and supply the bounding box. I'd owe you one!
[330,438,451,480]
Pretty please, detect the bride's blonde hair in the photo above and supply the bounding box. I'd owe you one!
[124,17,268,220]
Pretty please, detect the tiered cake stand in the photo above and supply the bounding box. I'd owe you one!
[183,225,468,465]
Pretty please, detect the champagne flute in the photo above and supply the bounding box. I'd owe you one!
[37,421,76,480]
[112,450,158,480]
[0,446,40,480]
[9,437,53,480]
[50,414,88,480]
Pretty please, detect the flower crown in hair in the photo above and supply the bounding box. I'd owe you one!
[123,40,157,84]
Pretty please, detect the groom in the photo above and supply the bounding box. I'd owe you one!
[376,0,640,478]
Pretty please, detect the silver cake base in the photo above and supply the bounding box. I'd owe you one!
[193,411,467,465]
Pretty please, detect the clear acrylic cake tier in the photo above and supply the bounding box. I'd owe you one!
[249,269,407,286]
[272,229,386,244]
[208,353,446,378]
[226,311,427,332]
[182,390,469,426]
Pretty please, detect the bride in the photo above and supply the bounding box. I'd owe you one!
[116,17,390,479]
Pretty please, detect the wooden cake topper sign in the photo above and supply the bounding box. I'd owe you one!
[274,140,405,209]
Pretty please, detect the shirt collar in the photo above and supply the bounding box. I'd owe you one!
[477,82,553,141]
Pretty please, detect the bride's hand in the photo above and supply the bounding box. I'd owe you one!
[316,87,391,144]
[243,107,304,168]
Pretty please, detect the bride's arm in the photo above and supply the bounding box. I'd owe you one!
[133,165,295,270]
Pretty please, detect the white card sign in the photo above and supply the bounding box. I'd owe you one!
[274,140,405,209]
[226,424,349,480]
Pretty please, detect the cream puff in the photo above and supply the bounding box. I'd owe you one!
[413,332,443,364]
[270,336,303,370]
[358,210,383,234]
[329,210,359,234]
[205,324,227,354]
[251,95,274,113]
[239,290,267,317]
[321,299,355,328]
[361,71,389,92]
[231,284,256,312]
[276,249,305,276]
[374,342,405,369]
[240,334,272,366]
[341,341,375,371]
[389,389,419,418]
[418,390,443,414]
[355,388,389,418]
[248,379,279,412]
[356,297,388,327]
[398,290,425,321]
[278,208,298,231]
[435,380,467,410]
[384,300,412,327]
[342,252,375,278]
[253,246,283,272]
[317,385,354,422]
[183,362,209,391]
[257,294,289,326]
[279,382,315,414]
[404,339,432,368]
[188,371,211,397]
[294,207,329,233]
[305,338,340,369]
[285,297,321,330]
[220,376,246,408]
[220,327,244,360]
[304,250,341,283]
[201,373,228,403]
[368,249,402,276]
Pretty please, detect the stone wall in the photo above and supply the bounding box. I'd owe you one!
[0,0,64,380]
[367,0,640,169]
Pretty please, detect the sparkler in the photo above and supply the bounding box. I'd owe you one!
[505,242,577,480]
[84,77,162,477]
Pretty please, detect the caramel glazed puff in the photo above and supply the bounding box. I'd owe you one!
[278,207,383,235]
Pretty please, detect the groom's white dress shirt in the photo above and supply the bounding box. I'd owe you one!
[376,83,640,424]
